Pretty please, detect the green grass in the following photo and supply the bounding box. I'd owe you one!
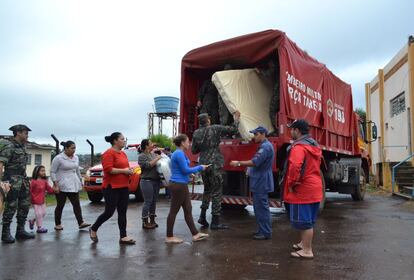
[366,184,377,193]
[45,191,89,206]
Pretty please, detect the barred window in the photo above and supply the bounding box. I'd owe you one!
[390,92,405,117]
[35,154,42,165]
[27,154,32,165]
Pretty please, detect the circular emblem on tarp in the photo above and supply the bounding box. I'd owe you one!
[327,99,334,117]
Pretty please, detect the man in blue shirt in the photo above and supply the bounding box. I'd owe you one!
[230,126,275,240]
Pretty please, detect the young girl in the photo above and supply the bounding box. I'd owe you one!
[29,165,56,233]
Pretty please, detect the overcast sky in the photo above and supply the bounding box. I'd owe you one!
[1,0,413,154]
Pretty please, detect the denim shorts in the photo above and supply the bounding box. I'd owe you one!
[289,202,320,230]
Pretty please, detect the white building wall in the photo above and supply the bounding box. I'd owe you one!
[26,149,53,178]
[383,63,410,162]
[370,89,381,174]
[368,43,410,176]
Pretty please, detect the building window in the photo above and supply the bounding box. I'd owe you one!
[390,92,405,117]
[27,154,32,165]
[35,154,42,165]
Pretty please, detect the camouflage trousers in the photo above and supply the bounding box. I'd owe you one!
[218,95,233,126]
[200,168,223,216]
[2,176,31,227]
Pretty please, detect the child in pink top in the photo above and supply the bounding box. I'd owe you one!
[29,165,56,233]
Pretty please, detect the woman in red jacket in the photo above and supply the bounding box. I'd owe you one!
[28,165,56,233]
[89,132,135,245]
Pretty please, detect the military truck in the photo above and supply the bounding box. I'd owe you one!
[180,29,376,209]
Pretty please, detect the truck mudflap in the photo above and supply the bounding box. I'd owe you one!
[190,193,282,208]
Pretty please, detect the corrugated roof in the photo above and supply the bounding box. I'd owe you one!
[0,135,54,150]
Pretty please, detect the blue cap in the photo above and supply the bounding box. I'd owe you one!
[249,126,268,135]
[287,119,309,134]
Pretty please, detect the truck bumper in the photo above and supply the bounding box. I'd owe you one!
[83,185,103,192]
[190,193,282,208]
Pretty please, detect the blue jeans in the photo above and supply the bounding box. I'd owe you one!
[252,192,272,237]
[140,179,160,218]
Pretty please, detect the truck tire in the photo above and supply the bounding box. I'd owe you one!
[87,192,103,203]
[135,188,144,202]
[351,169,366,201]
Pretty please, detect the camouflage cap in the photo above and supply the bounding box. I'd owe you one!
[198,113,209,119]
[9,124,32,132]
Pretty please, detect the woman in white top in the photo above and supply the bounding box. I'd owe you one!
[51,141,90,230]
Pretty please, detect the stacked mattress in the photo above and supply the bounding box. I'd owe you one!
[212,69,274,139]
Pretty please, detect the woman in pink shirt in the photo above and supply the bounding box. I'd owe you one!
[28,165,56,233]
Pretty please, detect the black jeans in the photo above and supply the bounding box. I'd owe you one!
[54,192,84,226]
[91,186,129,238]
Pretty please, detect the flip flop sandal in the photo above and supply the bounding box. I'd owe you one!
[165,238,183,244]
[54,225,63,231]
[292,243,303,250]
[79,223,91,229]
[119,238,136,245]
[290,251,314,259]
[89,228,98,243]
[192,233,209,242]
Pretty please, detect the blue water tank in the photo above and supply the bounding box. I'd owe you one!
[154,96,179,113]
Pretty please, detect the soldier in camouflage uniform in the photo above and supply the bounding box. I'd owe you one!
[217,95,233,126]
[218,64,234,126]
[191,111,240,230]
[197,80,220,125]
[0,124,35,243]
[256,58,280,134]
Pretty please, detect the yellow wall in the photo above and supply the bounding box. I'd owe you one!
[26,149,53,178]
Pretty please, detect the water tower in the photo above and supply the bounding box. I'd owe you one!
[148,96,179,137]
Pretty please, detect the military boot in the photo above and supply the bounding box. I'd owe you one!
[142,217,156,229]
[2,224,15,243]
[197,209,209,227]
[210,215,229,230]
[15,224,35,240]
[149,215,158,228]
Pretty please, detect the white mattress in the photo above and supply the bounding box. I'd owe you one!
[212,69,274,139]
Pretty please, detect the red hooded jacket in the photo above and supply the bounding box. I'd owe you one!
[283,136,323,204]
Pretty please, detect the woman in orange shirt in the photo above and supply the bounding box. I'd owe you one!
[89,132,135,245]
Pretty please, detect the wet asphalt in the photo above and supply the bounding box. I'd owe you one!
[1,192,414,280]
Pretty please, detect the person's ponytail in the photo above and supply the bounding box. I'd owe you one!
[105,132,122,145]
[60,140,75,150]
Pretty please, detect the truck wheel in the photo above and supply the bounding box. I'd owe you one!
[319,172,326,213]
[87,192,103,203]
[351,169,366,201]
[135,188,144,202]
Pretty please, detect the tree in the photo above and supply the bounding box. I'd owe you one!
[355,108,366,121]
[150,134,175,151]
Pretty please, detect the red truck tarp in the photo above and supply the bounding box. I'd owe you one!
[181,29,353,137]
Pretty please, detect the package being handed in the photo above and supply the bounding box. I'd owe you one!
[212,69,274,139]
[156,154,172,187]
